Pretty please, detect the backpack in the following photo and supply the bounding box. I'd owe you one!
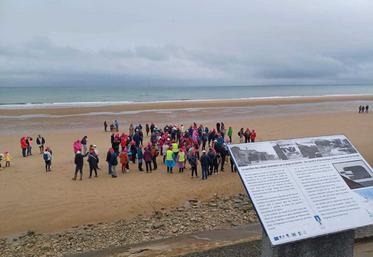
[43,152,49,161]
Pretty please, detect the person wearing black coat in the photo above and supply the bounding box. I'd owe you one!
[87,151,99,178]
[109,151,118,178]
[36,135,46,154]
[73,151,87,180]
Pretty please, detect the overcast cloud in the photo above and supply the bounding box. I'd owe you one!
[1,0,373,87]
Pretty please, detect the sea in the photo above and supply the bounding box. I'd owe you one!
[0,84,373,109]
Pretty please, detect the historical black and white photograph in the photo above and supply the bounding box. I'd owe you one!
[295,141,323,159]
[272,141,303,160]
[229,143,280,167]
[333,160,373,189]
[314,137,357,157]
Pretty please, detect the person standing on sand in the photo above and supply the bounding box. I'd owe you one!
[36,135,46,154]
[250,130,257,142]
[227,126,233,143]
[130,142,137,164]
[4,152,12,167]
[114,120,119,132]
[177,148,186,173]
[20,136,27,157]
[43,148,52,172]
[151,144,159,170]
[230,153,237,173]
[81,136,88,155]
[143,145,153,173]
[129,124,134,137]
[238,128,244,143]
[200,150,210,180]
[26,137,33,156]
[106,148,114,175]
[359,106,362,113]
[207,148,216,176]
[137,145,144,171]
[188,151,198,178]
[0,153,3,168]
[104,121,108,132]
[165,147,175,173]
[119,148,129,173]
[146,123,150,136]
[109,150,118,178]
[366,105,369,113]
[73,151,87,180]
[87,149,99,178]
[73,139,82,153]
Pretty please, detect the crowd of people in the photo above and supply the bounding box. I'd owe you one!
[96,121,252,180]
[9,121,256,180]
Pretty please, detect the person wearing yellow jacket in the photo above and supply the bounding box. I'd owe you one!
[177,149,186,173]
[4,152,12,167]
[172,142,179,159]
[165,147,175,173]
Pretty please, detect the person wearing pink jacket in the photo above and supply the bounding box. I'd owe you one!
[73,139,82,153]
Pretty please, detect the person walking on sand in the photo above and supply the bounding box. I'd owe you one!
[43,148,52,172]
[366,105,369,113]
[200,150,210,180]
[20,136,28,157]
[119,148,129,173]
[87,149,99,178]
[73,151,87,180]
[36,135,46,154]
[359,106,362,113]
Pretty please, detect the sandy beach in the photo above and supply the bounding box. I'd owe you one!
[0,96,373,238]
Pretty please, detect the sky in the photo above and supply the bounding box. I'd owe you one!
[1,0,373,87]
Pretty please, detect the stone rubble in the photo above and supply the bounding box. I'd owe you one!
[0,193,257,257]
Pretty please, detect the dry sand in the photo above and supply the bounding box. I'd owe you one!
[0,96,372,237]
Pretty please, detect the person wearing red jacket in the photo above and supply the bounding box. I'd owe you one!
[20,136,28,157]
[250,130,257,143]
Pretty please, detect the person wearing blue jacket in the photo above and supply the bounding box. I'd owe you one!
[200,150,210,180]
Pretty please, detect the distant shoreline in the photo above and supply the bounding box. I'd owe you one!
[1,94,372,117]
[0,94,372,110]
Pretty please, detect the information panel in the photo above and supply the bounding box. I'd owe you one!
[228,135,373,246]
